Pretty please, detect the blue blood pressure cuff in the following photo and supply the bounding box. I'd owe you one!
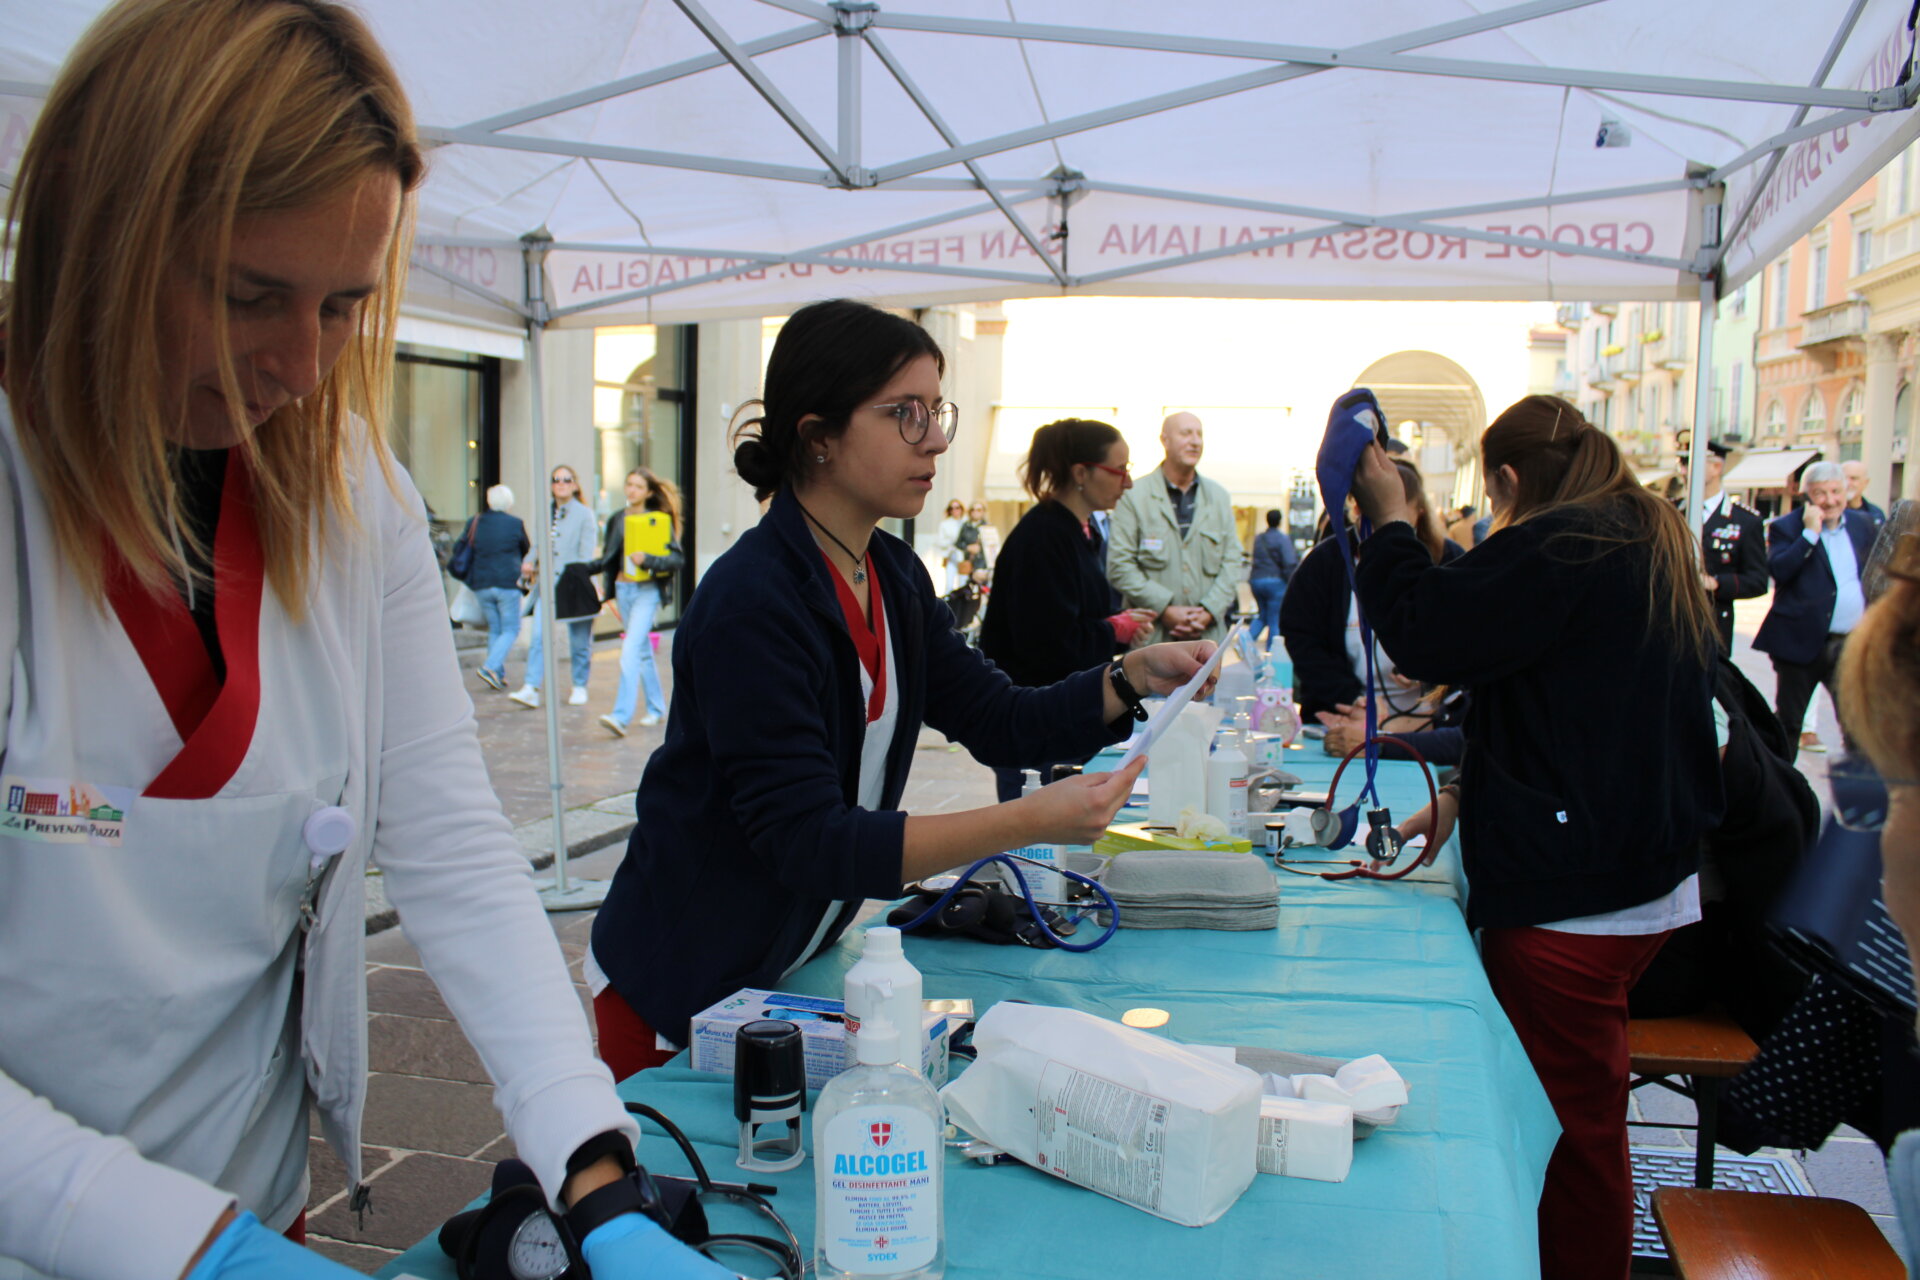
[1315,387,1389,544]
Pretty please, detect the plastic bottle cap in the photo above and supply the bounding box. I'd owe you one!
[855,1020,901,1065]
[863,926,903,956]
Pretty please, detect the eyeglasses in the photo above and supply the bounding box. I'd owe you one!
[871,399,959,445]
[1092,462,1131,480]
[551,475,576,486]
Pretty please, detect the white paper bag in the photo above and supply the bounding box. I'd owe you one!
[448,582,485,628]
[940,1002,1261,1226]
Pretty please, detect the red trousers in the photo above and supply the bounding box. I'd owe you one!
[593,987,679,1082]
[1482,926,1670,1280]
[285,1211,305,1243]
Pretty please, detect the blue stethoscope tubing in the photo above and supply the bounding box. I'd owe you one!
[892,852,1122,952]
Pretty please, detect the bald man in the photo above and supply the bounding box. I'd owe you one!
[1842,460,1888,532]
[1106,411,1244,645]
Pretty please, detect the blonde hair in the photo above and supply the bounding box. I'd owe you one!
[3,0,424,612]
[1840,534,1920,782]
[628,466,683,535]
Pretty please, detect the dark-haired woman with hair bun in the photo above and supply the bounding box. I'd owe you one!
[980,419,1158,800]
[1350,394,1725,1280]
[587,300,1216,1079]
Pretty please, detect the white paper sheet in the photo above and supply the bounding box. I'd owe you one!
[1114,624,1242,772]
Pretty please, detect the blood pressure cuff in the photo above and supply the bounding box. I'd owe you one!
[1315,387,1388,542]
[888,885,1068,948]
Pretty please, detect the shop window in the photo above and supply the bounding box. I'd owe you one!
[1798,393,1827,440]
[593,324,696,625]
[1762,399,1786,437]
[392,343,499,554]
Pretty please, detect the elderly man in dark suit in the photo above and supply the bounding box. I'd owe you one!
[1678,439,1768,654]
[1753,460,1879,760]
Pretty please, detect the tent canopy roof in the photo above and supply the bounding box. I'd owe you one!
[5,1,1917,326]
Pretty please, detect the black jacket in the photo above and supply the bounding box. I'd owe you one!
[597,509,685,599]
[1354,509,1723,929]
[1754,508,1878,665]
[979,499,1118,687]
[591,488,1126,1040]
[1279,531,1463,720]
[462,509,530,592]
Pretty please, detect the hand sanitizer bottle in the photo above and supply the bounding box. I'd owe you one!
[844,927,924,1075]
[813,1021,946,1279]
[1007,771,1066,904]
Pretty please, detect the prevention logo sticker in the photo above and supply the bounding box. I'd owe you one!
[1,776,134,846]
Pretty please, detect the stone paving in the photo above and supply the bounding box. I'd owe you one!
[304,600,1905,1272]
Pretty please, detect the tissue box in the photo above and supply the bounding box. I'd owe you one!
[688,989,953,1089]
[1256,1096,1353,1182]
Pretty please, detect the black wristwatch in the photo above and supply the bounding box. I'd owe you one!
[1107,659,1148,723]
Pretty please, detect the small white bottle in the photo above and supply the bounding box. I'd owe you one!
[813,1021,946,1280]
[843,927,924,1075]
[1008,771,1066,904]
[1207,728,1250,840]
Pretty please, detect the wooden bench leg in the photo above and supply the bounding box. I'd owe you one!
[1693,1076,1719,1189]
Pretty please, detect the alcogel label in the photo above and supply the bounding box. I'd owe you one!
[821,1107,938,1273]
[1033,1061,1168,1213]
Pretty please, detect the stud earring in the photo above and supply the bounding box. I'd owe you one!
[815,454,827,463]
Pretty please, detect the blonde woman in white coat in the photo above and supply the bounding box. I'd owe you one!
[0,4,725,1279]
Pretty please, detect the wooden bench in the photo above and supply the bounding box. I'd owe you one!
[1627,1010,1759,1188]
[1652,1187,1904,1278]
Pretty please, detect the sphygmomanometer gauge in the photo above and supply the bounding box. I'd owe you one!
[506,1212,569,1280]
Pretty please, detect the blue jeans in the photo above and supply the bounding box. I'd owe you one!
[474,587,523,680]
[526,599,594,691]
[1249,577,1286,649]
[610,579,666,725]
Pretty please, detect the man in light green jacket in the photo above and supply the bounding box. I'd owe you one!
[1107,412,1243,646]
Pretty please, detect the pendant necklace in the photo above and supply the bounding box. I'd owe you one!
[796,498,868,585]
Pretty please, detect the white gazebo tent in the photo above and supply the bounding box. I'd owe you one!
[5,0,1917,899]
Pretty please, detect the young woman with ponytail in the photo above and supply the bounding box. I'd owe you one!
[587,300,1215,1079]
[1350,394,1724,1280]
[978,418,1158,800]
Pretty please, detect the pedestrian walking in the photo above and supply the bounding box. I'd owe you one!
[597,467,683,736]
[468,483,531,691]
[511,463,600,708]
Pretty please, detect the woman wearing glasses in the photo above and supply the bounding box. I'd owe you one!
[510,465,601,708]
[586,300,1214,1077]
[980,419,1159,801]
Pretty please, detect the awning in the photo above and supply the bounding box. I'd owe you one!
[1722,447,1821,490]
[396,311,526,360]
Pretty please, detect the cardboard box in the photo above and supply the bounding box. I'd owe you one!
[688,988,954,1089]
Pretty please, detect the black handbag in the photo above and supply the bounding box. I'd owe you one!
[447,517,478,582]
[554,562,601,620]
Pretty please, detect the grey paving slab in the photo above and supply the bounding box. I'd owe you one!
[306,1136,393,1209]
[364,966,454,1022]
[309,1238,399,1271]
[309,1152,495,1251]
[357,1074,504,1156]
[368,1012,490,1086]
[1801,1135,1899,1215]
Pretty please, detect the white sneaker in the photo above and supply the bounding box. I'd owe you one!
[639,713,662,727]
[509,685,540,708]
[568,687,589,706]
[598,713,627,738]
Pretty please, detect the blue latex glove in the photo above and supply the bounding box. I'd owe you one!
[581,1211,735,1279]
[186,1212,362,1279]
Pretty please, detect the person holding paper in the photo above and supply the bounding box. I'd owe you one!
[587,300,1213,1080]
[1349,394,1723,1280]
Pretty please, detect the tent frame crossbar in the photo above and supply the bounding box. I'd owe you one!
[673,0,851,182]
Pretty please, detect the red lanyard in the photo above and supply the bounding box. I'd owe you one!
[822,550,887,722]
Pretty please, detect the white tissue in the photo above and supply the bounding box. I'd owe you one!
[1174,806,1230,842]
[1256,1096,1353,1181]
[1261,1054,1409,1127]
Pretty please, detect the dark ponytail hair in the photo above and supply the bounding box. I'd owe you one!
[730,298,945,501]
[1020,418,1122,501]
[1482,394,1717,658]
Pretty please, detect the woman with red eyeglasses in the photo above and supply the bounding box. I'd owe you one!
[980,419,1158,801]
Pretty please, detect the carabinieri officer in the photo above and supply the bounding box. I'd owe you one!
[1678,439,1767,654]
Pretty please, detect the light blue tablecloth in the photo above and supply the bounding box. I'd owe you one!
[380,758,1555,1280]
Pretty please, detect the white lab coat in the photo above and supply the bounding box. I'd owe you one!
[0,407,635,1280]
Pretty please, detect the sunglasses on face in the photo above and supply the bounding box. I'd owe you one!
[870,398,959,445]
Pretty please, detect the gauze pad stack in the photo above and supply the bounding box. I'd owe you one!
[1103,848,1279,930]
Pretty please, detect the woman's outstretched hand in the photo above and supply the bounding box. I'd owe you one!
[1018,756,1146,846]
[1129,640,1218,697]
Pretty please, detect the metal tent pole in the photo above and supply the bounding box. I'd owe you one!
[1686,273,1717,535]
[523,230,608,911]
